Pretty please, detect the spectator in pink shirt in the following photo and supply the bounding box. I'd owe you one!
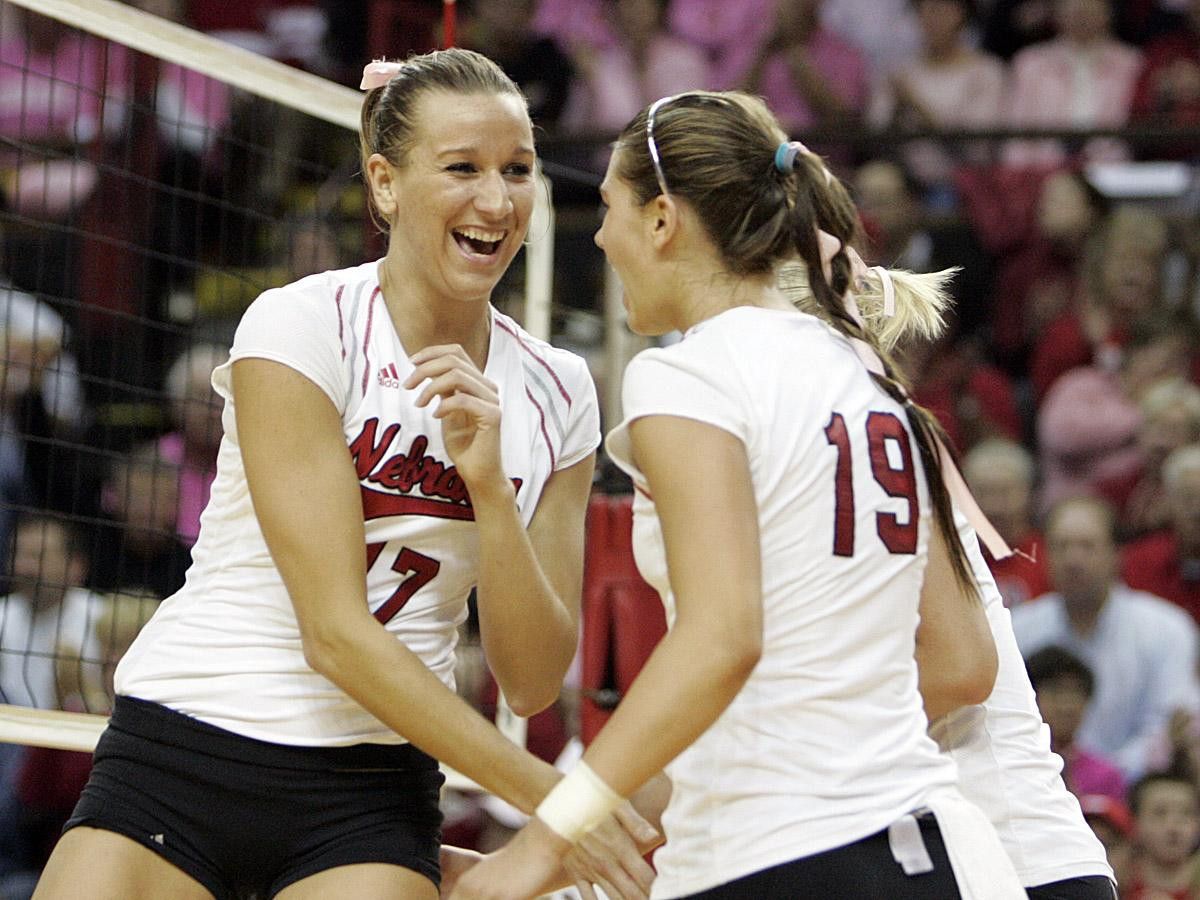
[1100,379,1200,542]
[0,12,124,147]
[1037,313,1195,515]
[562,0,710,134]
[1003,0,1143,168]
[533,0,612,53]
[868,0,1006,190]
[1027,644,1127,805]
[0,11,126,220]
[820,0,922,78]
[666,0,775,91]
[738,0,868,136]
[156,342,227,546]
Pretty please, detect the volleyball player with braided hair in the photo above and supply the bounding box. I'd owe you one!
[786,224,1117,898]
[450,90,1024,899]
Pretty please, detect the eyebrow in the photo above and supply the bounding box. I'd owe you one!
[436,145,536,159]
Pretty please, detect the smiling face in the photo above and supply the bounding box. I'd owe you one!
[371,90,535,307]
[596,149,670,336]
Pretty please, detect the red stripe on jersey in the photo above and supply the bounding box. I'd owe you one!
[524,385,557,469]
[361,286,380,394]
[334,285,346,359]
[361,486,476,521]
[494,316,573,408]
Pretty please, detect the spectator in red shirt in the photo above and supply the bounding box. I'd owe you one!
[854,159,995,339]
[990,169,1109,374]
[1031,206,1171,405]
[737,0,869,139]
[1102,378,1200,542]
[1123,772,1200,900]
[1130,0,1200,159]
[1123,443,1200,625]
[963,437,1052,606]
[895,328,1022,457]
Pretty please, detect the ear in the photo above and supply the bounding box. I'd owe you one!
[646,194,680,252]
[365,152,399,220]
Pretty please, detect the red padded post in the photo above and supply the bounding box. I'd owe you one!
[580,494,667,744]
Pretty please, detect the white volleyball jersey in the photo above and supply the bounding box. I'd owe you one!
[116,261,600,745]
[606,306,960,898]
[933,511,1113,888]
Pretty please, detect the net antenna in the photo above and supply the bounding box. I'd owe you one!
[1,0,557,793]
[443,0,457,49]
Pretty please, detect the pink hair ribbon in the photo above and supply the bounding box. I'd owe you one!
[360,60,405,91]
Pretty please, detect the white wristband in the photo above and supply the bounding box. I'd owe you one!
[534,761,623,844]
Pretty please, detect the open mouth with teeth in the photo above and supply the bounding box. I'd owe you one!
[453,226,506,257]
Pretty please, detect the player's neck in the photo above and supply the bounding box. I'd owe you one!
[377,263,492,369]
[673,261,788,334]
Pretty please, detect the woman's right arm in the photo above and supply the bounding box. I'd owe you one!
[233,357,564,810]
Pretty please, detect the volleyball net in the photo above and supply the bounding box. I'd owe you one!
[0,0,566,790]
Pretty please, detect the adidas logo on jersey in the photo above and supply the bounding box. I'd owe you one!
[377,363,401,388]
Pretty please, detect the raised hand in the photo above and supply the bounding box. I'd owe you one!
[405,344,507,492]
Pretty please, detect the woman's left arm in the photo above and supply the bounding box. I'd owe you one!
[406,344,594,717]
[449,414,761,899]
[473,452,595,717]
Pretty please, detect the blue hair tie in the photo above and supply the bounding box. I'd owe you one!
[774,141,802,173]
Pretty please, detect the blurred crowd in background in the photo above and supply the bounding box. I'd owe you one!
[5,0,1200,896]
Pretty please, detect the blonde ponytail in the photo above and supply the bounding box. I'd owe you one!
[779,261,959,351]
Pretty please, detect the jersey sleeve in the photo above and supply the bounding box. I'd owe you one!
[212,281,349,415]
[620,345,747,442]
[555,353,601,471]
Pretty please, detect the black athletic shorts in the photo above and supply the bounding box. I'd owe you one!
[674,811,961,899]
[1026,875,1117,899]
[65,696,444,900]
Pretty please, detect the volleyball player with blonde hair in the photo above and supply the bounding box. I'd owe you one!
[33,49,655,900]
